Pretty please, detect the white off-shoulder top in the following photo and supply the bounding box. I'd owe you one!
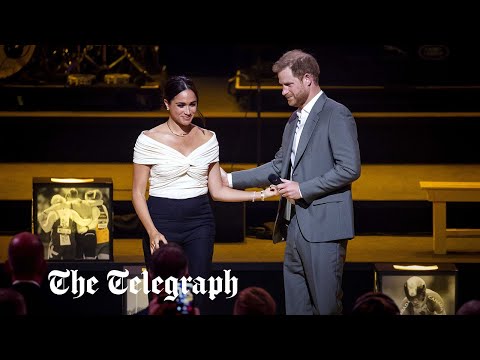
[133,130,219,199]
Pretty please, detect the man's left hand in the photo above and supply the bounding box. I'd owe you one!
[277,179,302,200]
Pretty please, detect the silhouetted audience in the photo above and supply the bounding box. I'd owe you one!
[233,286,277,315]
[138,242,199,315]
[351,291,400,315]
[0,288,27,315]
[5,232,49,315]
[149,242,188,280]
[456,299,480,315]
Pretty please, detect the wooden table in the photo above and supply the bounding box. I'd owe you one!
[420,181,480,254]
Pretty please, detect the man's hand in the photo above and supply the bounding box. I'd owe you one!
[277,179,302,201]
[220,167,230,187]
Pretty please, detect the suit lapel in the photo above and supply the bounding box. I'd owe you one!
[282,112,298,178]
[293,93,327,171]
[273,111,297,243]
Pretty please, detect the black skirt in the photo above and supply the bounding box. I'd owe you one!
[143,194,216,279]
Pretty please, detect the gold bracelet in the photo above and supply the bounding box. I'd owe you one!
[252,191,256,202]
[260,190,265,201]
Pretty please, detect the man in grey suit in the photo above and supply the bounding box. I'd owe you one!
[222,49,361,315]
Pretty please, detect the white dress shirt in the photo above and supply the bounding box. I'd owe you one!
[227,90,323,211]
[289,91,322,191]
[291,91,322,167]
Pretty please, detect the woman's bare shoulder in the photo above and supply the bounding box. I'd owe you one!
[195,126,215,140]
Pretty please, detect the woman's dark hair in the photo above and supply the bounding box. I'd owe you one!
[163,75,205,127]
[163,75,198,103]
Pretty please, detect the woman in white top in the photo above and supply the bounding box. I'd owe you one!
[132,76,277,301]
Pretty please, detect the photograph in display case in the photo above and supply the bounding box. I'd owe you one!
[32,177,113,261]
[374,263,457,315]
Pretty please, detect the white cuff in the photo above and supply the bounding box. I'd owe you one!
[227,173,233,188]
[298,187,303,199]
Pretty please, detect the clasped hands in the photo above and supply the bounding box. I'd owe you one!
[261,179,301,203]
[263,185,280,199]
[274,179,301,203]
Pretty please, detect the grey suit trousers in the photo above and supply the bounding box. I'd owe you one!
[284,214,348,315]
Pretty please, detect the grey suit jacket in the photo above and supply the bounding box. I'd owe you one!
[232,93,361,243]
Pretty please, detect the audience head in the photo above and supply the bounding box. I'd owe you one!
[233,286,277,315]
[149,242,189,280]
[456,299,480,315]
[351,291,400,315]
[148,243,198,315]
[0,288,27,315]
[6,232,46,283]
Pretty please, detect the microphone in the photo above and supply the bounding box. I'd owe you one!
[268,174,282,185]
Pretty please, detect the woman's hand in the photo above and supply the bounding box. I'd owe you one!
[262,185,279,199]
[150,232,167,254]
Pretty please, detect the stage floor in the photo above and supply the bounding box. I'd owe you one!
[1,235,480,265]
[116,236,480,264]
[3,235,476,265]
